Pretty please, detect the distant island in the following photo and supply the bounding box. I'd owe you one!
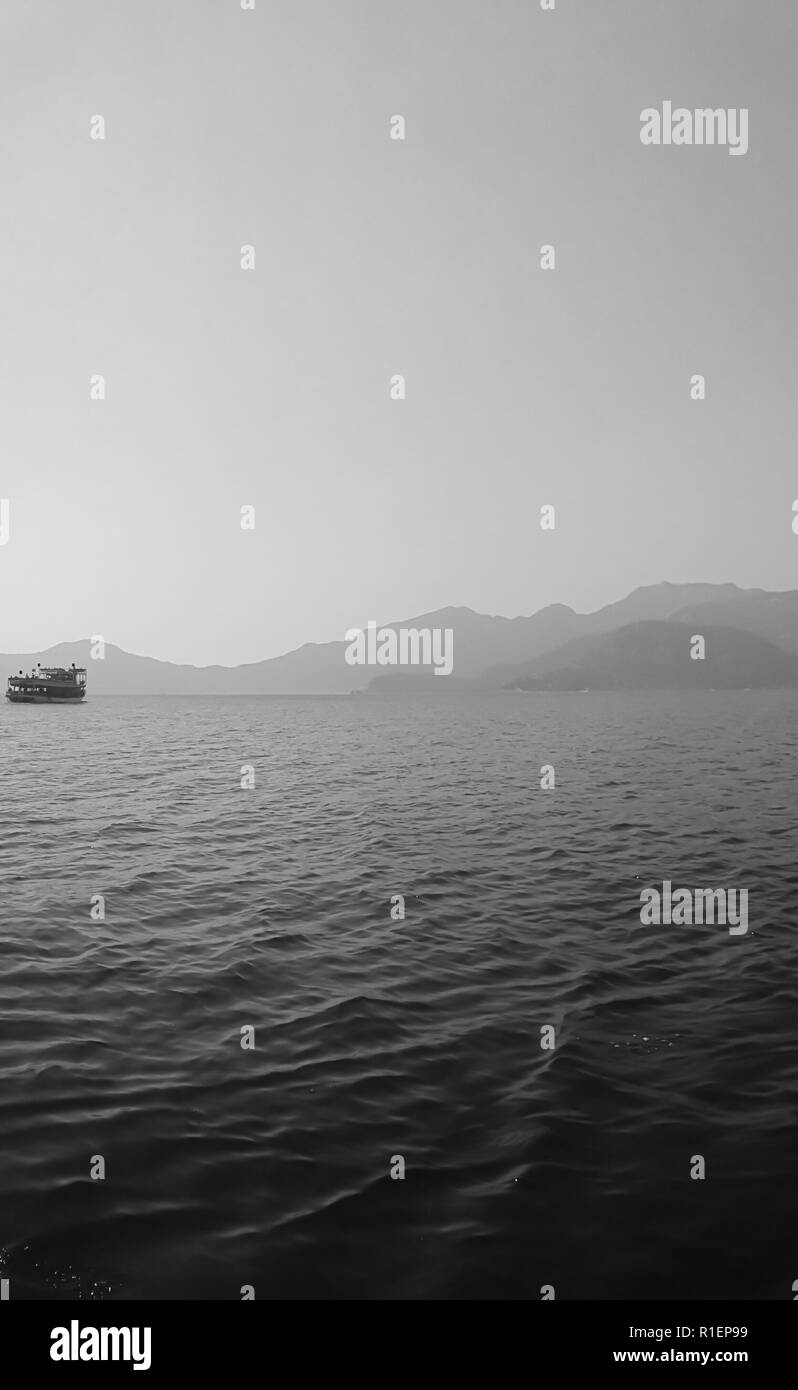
[4,582,798,694]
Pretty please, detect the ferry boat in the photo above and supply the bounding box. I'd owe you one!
[6,664,87,703]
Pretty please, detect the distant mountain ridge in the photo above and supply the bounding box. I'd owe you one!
[506,621,798,691]
[3,582,798,693]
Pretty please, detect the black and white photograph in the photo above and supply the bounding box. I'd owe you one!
[1,0,796,1363]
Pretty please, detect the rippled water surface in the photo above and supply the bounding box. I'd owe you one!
[1,691,797,1299]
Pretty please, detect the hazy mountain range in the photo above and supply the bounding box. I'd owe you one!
[4,583,798,694]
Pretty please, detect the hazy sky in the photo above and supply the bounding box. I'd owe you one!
[1,0,796,664]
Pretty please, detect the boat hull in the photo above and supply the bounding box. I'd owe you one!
[5,692,85,703]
